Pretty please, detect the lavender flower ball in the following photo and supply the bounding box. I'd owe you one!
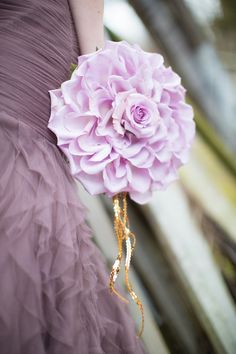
[48,40,195,204]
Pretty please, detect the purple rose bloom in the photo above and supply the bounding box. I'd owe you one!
[48,40,195,204]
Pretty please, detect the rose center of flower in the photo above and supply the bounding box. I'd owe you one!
[131,105,148,124]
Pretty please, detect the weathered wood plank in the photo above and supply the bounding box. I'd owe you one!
[180,135,236,244]
[141,183,236,354]
[123,199,215,354]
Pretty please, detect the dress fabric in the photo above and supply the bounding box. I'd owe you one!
[0,1,148,353]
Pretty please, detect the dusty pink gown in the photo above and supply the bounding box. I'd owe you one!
[0,0,148,353]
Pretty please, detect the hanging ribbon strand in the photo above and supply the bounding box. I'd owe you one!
[109,192,144,338]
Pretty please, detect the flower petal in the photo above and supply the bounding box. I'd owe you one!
[126,165,151,193]
[129,190,152,204]
[78,171,105,195]
[103,163,128,193]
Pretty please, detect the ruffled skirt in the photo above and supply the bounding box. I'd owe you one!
[0,111,147,354]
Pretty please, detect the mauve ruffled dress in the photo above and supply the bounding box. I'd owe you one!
[0,1,148,353]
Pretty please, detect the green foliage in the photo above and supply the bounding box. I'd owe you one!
[69,63,77,78]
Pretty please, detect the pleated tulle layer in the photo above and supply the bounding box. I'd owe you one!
[0,111,147,354]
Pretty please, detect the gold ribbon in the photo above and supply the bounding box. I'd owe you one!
[109,192,144,338]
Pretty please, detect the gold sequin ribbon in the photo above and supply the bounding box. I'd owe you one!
[109,192,144,338]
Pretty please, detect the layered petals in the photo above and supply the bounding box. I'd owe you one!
[48,39,195,204]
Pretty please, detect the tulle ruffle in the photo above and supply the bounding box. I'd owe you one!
[0,111,147,354]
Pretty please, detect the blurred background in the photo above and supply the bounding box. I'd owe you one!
[77,1,236,353]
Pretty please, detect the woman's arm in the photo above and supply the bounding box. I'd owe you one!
[68,0,104,55]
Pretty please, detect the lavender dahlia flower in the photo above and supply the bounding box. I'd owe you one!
[48,40,195,204]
